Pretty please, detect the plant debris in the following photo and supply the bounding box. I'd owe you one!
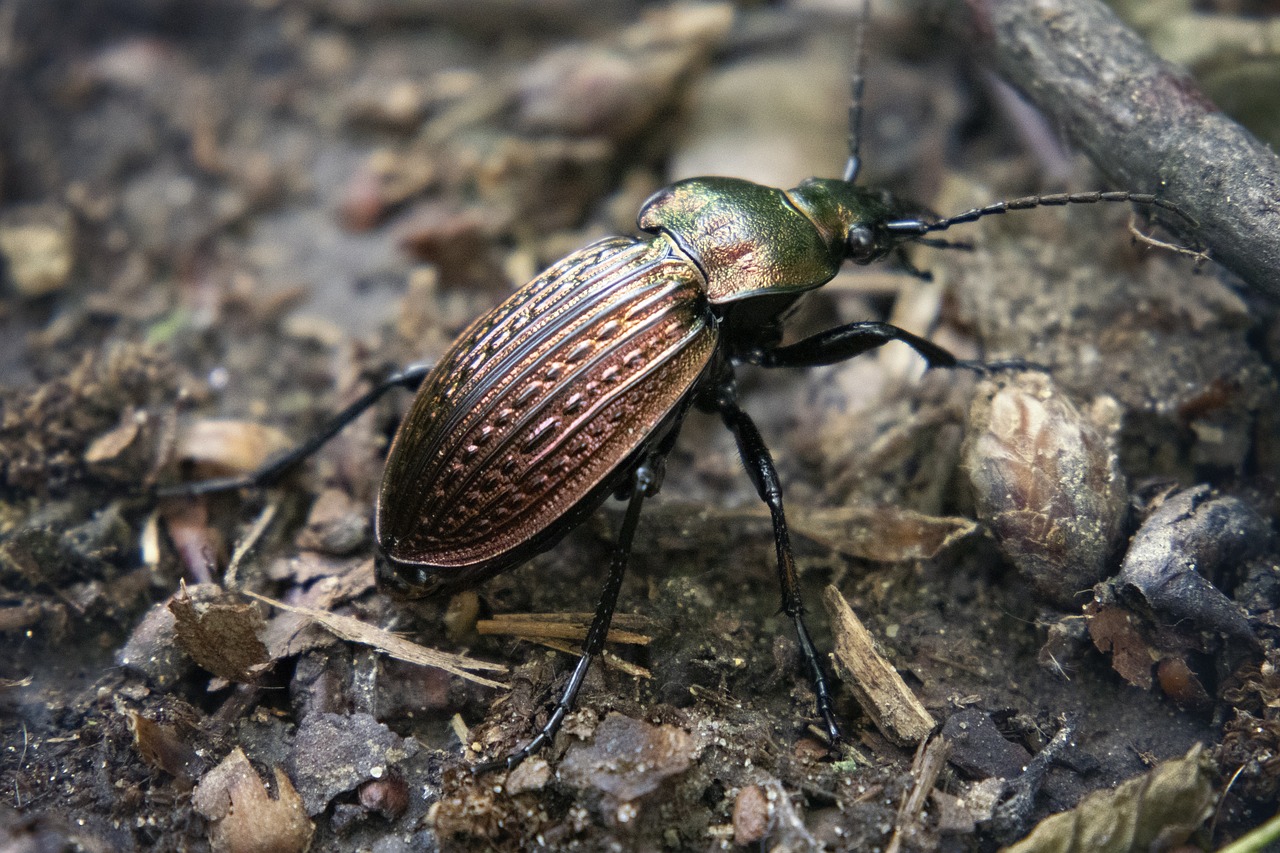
[169,583,271,683]
[192,747,315,853]
[1003,744,1216,853]
[885,735,951,853]
[822,584,935,745]
[1085,485,1272,700]
[476,611,653,646]
[964,372,1128,607]
[246,589,506,688]
[1112,484,1269,640]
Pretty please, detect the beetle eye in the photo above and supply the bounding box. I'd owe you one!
[845,224,879,263]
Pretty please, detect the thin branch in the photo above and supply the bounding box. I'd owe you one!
[954,0,1280,297]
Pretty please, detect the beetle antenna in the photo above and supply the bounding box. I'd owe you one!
[843,0,870,183]
[883,190,1198,237]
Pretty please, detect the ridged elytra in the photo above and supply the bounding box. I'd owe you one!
[163,4,1197,775]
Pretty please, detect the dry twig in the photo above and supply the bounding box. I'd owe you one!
[954,0,1280,296]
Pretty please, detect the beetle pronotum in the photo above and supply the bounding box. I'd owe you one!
[166,3,1196,773]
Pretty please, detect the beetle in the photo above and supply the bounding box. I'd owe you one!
[165,12,1195,774]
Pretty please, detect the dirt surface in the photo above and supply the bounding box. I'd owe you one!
[2,1,1279,851]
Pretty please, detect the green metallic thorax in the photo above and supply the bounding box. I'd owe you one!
[637,176,896,304]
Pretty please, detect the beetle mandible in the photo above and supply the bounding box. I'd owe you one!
[167,7,1195,774]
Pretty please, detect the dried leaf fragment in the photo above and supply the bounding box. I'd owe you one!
[1003,744,1215,853]
[1114,485,1266,640]
[169,585,270,682]
[174,419,292,480]
[159,497,222,584]
[128,710,200,783]
[0,202,75,297]
[193,748,314,853]
[83,411,143,464]
[1085,604,1157,690]
[965,374,1127,607]
[790,506,978,563]
[245,590,505,688]
[296,488,369,556]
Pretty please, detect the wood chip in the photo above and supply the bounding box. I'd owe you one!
[530,637,651,679]
[476,612,651,646]
[822,585,935,745]
[887,735,952,853]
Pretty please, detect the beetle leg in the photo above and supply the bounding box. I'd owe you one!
[748,320,959,370]
[158,363,434,497]
[476,460,657,774]
[914,236,974,252]
[713,377,844,745]
[892,246,934,281]
[747,322,1047,383]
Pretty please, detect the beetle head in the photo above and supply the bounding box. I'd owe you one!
[375,552,437,600]
[375,551,477,600]
[788,178,928,267]
[375,549,505,601]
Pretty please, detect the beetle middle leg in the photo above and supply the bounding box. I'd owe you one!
[159,362,434,497]
[707,373,844,745]
[475,459,658,774]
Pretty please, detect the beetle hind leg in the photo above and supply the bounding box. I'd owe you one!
[474,460,657,774]
[157,363,434,497]
[712,376,843,746]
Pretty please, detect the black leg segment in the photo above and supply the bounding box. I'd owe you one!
[159,363,434,497]
[750,321,959,370]
[713,377,843,745]
[475,460,656,774]
[749,320,1045,376]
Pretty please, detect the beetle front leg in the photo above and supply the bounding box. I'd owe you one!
[747,320,1040,374]
[747,321,958,370]
[159,363,434,497]
[712,377,843,746]
[475,460,657,774]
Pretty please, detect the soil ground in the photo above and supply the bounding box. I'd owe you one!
[1,1,1278,851]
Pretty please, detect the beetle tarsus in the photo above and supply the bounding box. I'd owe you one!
[792,611,844,744]
[951,358,1051,376]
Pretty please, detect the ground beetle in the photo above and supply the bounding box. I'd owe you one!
[166,5,1195,773]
